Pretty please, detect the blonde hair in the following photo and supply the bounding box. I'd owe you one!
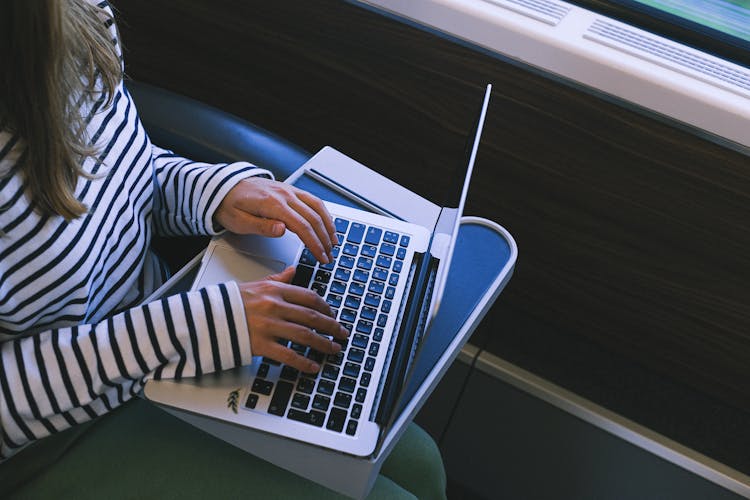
[0,0,122,220]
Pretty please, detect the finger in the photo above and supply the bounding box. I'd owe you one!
[279,301,348,339]
[284,327,343,357]
[266,266,296,283]
[283,200,332,263]
[263,340,322,373]
[276,283,338,317]
[295,190,338,246]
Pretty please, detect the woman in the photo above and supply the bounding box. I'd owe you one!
[0,1,446,498]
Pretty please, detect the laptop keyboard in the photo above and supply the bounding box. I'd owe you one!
[243,216,411,435]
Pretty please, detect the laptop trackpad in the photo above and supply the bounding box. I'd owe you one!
[194,244,287,288]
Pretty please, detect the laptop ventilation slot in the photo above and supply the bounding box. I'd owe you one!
[482,0,571,26]
[585,19,750,98]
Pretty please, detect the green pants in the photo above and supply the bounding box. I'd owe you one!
[1,398,446,499]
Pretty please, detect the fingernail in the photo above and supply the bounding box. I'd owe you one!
[310,362,321,372]
[272,223,284,236]
[341,326,349,337]
[331,341,341,353]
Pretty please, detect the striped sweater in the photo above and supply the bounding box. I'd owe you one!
[0,1,271,460]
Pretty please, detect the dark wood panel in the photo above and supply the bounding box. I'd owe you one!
[115,0,750,470]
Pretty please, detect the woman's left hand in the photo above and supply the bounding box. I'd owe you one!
[214,177,337,263]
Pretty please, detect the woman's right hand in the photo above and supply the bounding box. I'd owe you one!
[239,266,349,373]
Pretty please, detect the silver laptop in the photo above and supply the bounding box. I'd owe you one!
[145,84,492,458]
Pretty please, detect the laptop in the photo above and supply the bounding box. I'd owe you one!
[144,84,492,458]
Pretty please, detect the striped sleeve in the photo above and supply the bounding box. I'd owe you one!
[0,281,251,461]
[150,145,274,237]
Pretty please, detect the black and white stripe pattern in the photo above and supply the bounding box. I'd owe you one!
[0,1,270,460]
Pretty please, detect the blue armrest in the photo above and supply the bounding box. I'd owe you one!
[125,80,311,180]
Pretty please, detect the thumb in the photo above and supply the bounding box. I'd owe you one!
[265,266,296,283]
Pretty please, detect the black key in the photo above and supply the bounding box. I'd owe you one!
[368,342,380,356]
[326,294,342,308]
[346,419,359,436]
[340,308,357,323]
[256,363,270,379]
[335,218,349,233]
[368,281,385,294]
[334,268,351,281]
[299,249,317,266]
[380,243,396,256]
[291,393,310,410]
[245,393,258,409]
[365,357,376,371]
[292,264,315,288]
[287,408,325,427]
[311,282,327,297]
[361,372,372,387]
[365,227,382,245]
[352,334,369,349]
[396,247,407,260]
[262,356,280,366]
[280,365,300,381]
[356,320,373,335]
[348,348,365,363]
[297,377,315,394]
[339,377,356,393]
[351,404,363,419]
[343,362,361,378]
[343,243,359,256]
[347,223,365,244]
[361,307,377,321]
[393,261,403,273]
[372,268,388,282]
[291,342,307,354]
[252,379,274,395]
[364,293,381,308]
[353,269,369,283]
[361,244,377,258]
[373,328,384,342]
[327,407,348,432]
[267,380,293,416]
[317,379,335,395]
[344,295,361,309]
[385,286,396,299]
[356,387,367,403]
[330,280,347,294]
[381,300,392,313]
[334,391,353,408]
[377,314,388,327]
[388,273,399,286]
[320,260,335,271]
[339,256,355,269]
[328,351,344,366]
[321,364,340,380]
[376,255,392,269]
[384,231,399,244]
[400,235,410,247]
[349,282,365,296]
[357,257,373,270]
[312,394,331,411]
[365,357,375,372]
[332,246,341,258]
[315,270,332,283]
